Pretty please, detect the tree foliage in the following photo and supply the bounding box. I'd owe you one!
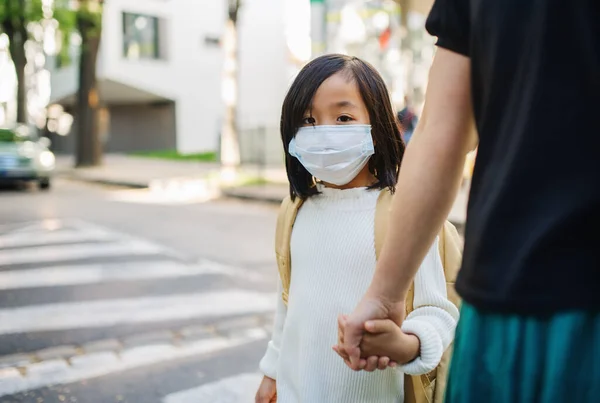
[0,0,44,30]
[0,0,45,123]
[0,0,103,124]
[0,0,102,66]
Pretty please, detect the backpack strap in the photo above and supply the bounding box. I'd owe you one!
[374,188,393,260]
[276,195,303,305]
[439,221,462,307]
[374,188,418,312]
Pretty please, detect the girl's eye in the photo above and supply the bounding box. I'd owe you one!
[302,116,315,125]
[337,115,354,123]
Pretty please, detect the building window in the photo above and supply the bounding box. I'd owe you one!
[122,12,160,60]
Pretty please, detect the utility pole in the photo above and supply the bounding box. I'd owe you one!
[398,0,413,103]
[310,0,327,57]
[219,0,241,183]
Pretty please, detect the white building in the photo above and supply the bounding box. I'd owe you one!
[235,0,311,166]
[49,0,227,155]
[45,0,434,161]
[235,0,436,166]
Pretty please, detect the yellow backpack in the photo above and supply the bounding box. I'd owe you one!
[274,187,463,403]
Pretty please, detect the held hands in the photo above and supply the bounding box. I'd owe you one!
[333,294,408,370]
[255,376,277,403]
[361,319,420,365]
[333,315,420,372]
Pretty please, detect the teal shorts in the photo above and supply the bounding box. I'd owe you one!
[445,302,600,403]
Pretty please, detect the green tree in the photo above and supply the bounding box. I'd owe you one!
[72,0,103,167]
[0,0,103,166]
[0,0,44,123]
[0,0,76,123]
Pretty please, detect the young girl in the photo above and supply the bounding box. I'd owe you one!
[255,54,459,403]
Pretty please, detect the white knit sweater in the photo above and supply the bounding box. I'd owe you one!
[260,186,459,403]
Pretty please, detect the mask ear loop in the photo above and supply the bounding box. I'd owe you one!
[367,129,378,181]
[309,173,329,188]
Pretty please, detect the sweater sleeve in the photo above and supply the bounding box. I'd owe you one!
[398,236,460,375]
[259,280,288,379]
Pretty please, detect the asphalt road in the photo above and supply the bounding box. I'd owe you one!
[0,178,279,403]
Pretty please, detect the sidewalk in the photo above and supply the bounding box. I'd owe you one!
[57,154,467,226]
[55,154,221,188]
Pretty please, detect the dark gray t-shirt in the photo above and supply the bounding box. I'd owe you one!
[426,0,600,314]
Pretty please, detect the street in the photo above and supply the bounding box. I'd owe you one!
[0,179,279,403]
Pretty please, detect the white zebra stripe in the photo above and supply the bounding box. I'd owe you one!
[0,330,268,398]
[0,290,276,335]
[0,261,225,290]
[0,240,166,266]
[0,219,64,234]
[162,373,263,403]
[0,228,116,249]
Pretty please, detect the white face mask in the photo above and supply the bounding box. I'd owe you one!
[288,124,375,186]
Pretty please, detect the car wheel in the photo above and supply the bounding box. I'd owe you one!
[39,178,51,190]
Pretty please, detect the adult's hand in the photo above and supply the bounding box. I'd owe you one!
[334,314,398,372]
[336,295,405,370]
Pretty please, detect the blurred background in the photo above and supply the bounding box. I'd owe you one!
[0,0,471,401]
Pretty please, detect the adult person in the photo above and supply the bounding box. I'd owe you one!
[337,0,600,401]
[398,96,418,144]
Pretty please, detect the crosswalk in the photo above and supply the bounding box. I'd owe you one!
[0,219,273,402]
[163,373,263,403]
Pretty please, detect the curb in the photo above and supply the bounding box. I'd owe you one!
[0,313,273,372]
[58,173,148,189]
[221,189,285,205]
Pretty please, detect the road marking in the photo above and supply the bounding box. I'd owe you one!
[163,372,263,403]
[0,218,192,262]
[0,330,267,398]
[0,240,166,266]
[0,228,116,249]
[195,259,272,284]
[0,219,65,235]
[66,218,191,261]
[0,261,225,290]
[0,290,276,335]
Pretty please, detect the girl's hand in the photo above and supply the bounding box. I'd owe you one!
[361,319,420,365]
[356,354,396,372]
[333,315,397,372]
[255,376,277,403]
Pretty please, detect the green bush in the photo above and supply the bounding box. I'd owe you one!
[130,149,217,162]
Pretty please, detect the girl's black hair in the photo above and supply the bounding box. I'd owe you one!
[281,54,405,200]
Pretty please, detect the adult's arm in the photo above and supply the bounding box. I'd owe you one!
[340,47,477,370]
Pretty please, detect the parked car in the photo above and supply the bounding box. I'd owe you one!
[0,124,55,190]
